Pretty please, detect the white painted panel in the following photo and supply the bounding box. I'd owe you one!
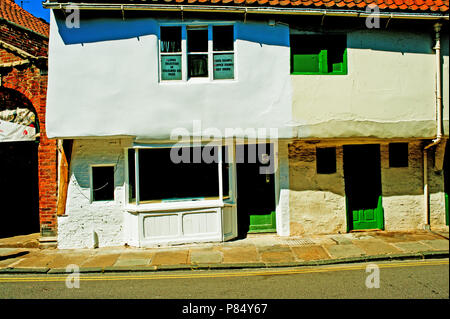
[182,211,218,235]
[143,214,179,238]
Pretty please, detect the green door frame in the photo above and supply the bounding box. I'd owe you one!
[236,143,277,234]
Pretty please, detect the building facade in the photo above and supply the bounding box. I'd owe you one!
[43,0,449,248]
[0,0,58,244]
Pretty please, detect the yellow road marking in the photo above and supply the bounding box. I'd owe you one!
[0,259,447,283]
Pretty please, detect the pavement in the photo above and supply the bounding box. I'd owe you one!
[0,230,448,274]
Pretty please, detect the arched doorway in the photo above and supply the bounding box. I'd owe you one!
[0,87,40,238]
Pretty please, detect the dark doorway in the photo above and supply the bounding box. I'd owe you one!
[0,141,40,238]
[343,144,384,231]
[236,144,276,238]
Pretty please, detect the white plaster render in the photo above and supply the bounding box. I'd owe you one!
[57,139,126,249]
[46,13,293,139]
[292,31,449,139]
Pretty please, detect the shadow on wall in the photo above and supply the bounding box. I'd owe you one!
[54,11,290,47]
[55,13,159,44]
[346,29,439,55]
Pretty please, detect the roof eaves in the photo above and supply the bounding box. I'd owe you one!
[42,2,450,20]
[0,17,49,39]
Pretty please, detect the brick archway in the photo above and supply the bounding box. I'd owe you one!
[0,87,40,237]
[0,82,58,238]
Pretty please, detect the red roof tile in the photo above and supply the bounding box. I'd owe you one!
[0,0,49,37]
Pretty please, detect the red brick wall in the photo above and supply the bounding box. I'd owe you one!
[1,22,57,237]
[0,48,22,64]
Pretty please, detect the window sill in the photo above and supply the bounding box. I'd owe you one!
[125,199,225,213]
[159,78,236,85]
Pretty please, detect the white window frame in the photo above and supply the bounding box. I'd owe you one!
[90,164,116,203]
[158,22,236,83]
[124,143,235,209]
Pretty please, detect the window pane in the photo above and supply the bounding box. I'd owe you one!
[138,147,220,202]
[316,147,336,174]
[389,143,408,167]
[213,25,233,51]
[327,35,346,73]
[161,55,182,80]
[222,146,229,198]
[160,26,181,53]
[290,35,322,73]
[187,29,208,52]
[213,53,234,79]
[92,166,115,201]
[188,54,208,78]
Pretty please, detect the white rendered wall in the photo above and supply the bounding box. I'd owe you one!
[291,30,449,139]
[46,13,293,139]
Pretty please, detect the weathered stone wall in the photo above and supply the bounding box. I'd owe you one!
[381,142,424,231]
[288,141,347,235]
[288,139,449,236]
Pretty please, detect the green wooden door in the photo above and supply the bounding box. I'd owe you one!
[236,144,276,235]
[344,144,384,231]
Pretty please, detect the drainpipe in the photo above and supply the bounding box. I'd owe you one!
[423,22,443,229]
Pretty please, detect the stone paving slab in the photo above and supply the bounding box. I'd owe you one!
[330,236,354,245]
[46,254,92,268]
[189,249,223,264]
[420,240,449,251]
[391,241,432,253]
[258,246,295,263]
[324,244,366,259]
[80,254,120,268]
[351,239,402,255]
[291,245,331,261]
[371,232,441,243]
[220,247,259,263]
[114,258,151,267]
[11,254,56,268]
[151,250,189,266]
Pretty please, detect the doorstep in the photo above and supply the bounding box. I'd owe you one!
[38,236,57,249]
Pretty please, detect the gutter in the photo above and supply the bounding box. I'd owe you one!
[423,22,443,229]
[42,3,449,20]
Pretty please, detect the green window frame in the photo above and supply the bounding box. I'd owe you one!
[290,34,347,75]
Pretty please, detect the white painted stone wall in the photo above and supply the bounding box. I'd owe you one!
[57,139,127,249]
[275,140,290,236]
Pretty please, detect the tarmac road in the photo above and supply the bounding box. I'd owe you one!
[0,259,448,300]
